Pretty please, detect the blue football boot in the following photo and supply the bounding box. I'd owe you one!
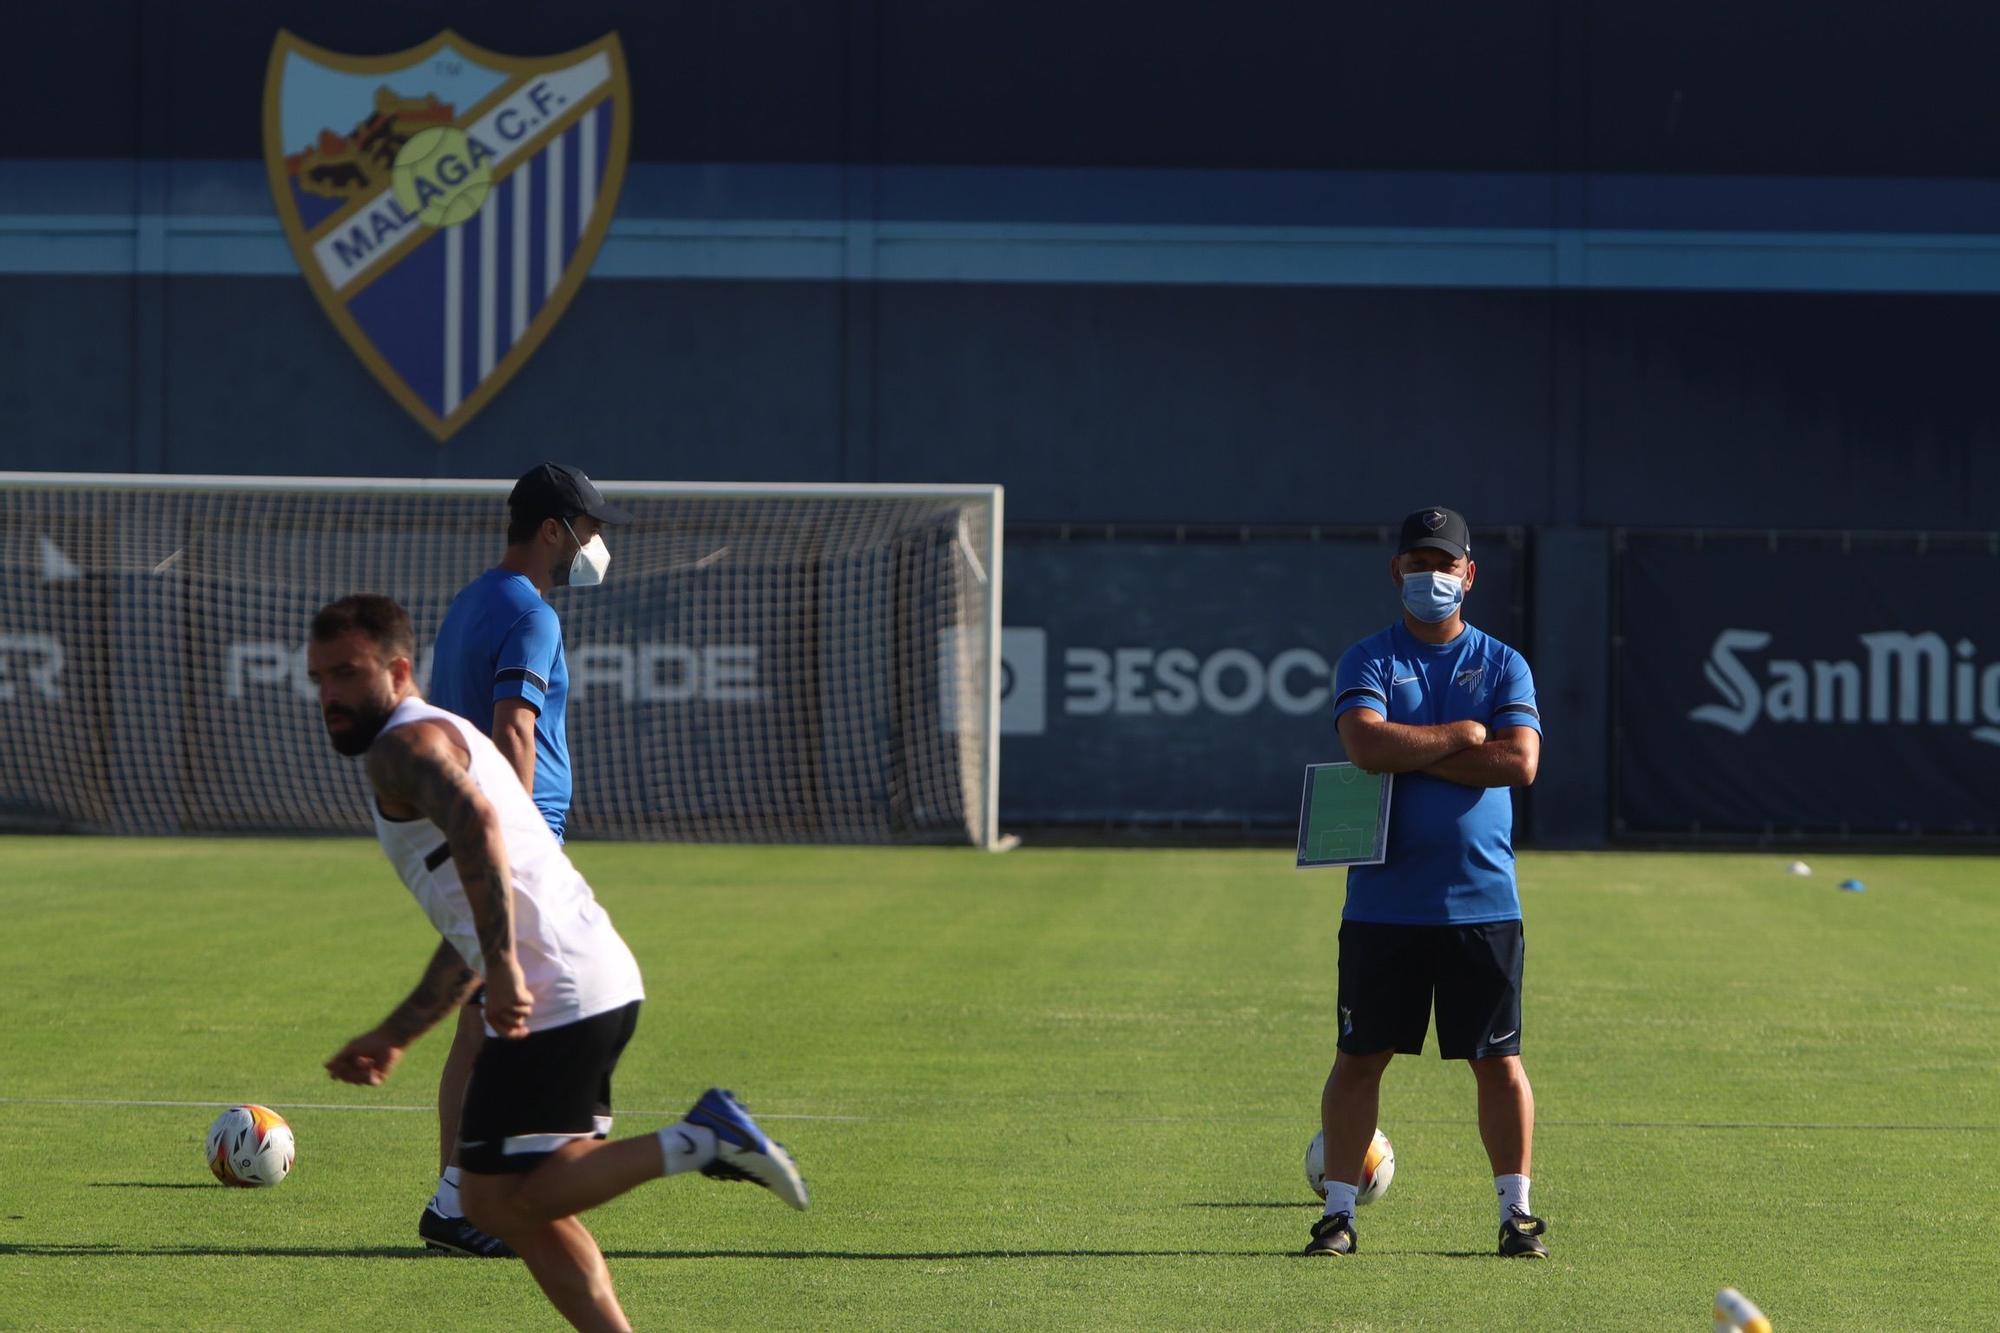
[684,1088,810,1210]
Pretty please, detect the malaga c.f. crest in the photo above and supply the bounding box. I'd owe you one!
[263,30,630,440]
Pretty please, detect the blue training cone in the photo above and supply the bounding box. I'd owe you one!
[1838,878,1865,893]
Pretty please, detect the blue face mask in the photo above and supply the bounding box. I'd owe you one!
[1399,570,1465,624]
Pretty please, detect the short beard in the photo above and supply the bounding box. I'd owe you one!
[324,702,392,756]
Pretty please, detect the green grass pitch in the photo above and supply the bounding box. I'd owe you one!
[1,838,1995,1330]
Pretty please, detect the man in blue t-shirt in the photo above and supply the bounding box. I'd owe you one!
[415,461,628,1258]
[1301,506,1550,1262]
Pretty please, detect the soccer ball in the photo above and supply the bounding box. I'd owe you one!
[1304,1128,1395,1205]
[206,1105,295,1187]
[1713,1288,1773,1333]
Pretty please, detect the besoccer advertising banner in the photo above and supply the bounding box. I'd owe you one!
[1616,532,2000,838]
[998,534,1526,826]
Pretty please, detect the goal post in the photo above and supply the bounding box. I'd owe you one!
[0,472,1004,847]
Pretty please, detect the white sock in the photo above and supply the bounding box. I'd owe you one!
[429,1166,462,1218]
[1496,1173,1531,1222]
[656,1122,718,1176]
[1322,1180,1359,1219]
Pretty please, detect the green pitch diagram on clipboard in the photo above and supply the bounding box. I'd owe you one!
[1296,763,1393,868]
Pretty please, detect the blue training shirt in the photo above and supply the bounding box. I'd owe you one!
[428,569,573,840]
[1330,621,1541,925]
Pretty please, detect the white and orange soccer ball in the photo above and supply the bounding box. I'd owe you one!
[1713,1288,1773,1333]
[1304,1128,1395,1205]
[205,1104,295,1187]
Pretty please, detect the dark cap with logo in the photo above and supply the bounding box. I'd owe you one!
[508,462,632,526]
[1396,506,1471,560]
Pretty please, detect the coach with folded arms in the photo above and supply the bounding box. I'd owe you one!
[1301,506,1549,1260]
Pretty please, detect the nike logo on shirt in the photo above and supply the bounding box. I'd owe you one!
[1393,676,1419,686]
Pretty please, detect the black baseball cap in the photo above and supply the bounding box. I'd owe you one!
[1396,506,1471,560]
[508,462,632,526]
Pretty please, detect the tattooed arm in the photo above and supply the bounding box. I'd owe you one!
[364,719,534,1038]
[381,940,480,1044]
[325,941,476,1086]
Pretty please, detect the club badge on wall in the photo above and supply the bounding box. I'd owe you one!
[263,30,630,441]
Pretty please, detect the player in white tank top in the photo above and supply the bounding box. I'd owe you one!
[307,595,808,1332]
[369,695,642,1034]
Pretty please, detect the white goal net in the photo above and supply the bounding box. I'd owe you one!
[0,473,1002,846]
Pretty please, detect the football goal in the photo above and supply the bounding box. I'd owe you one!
[0,472,1003,847]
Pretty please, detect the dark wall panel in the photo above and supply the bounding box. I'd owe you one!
[151,278,847,481]
[878,2,1557,171]
[18,275,1996,538]
[0,278,136,471]
[1581,292,2000,529]
[7,4,142,158]
[873,283,1555,524]
[12,1,2000,176]
[1586,1,2000,177]
[5,4,845,163]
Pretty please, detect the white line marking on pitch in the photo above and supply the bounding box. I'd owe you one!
[0,1096,865,1122]
[3,1098,1987,1133]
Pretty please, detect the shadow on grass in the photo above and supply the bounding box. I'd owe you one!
[1181,1201,1311,1210]
[88,1182,217,1190]
[603,1248,1284,1260]
[1,1241,1291,1261]
[0,1242,430,1260]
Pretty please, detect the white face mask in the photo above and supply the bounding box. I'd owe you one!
[560,519,611,588]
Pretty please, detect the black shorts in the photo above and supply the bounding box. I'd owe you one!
[1336,920,1523,1060]
[458,1001,641,1175]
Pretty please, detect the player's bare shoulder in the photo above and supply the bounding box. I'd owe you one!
[365,717,472,817]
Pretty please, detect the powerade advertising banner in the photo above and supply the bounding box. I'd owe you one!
[1616,532,2000,839]
[1,487,991,844]
[998,533,1525,826]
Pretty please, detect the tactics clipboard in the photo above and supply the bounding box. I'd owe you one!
[1295,762,1392,868]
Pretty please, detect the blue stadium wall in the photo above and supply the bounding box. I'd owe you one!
[5,2,1998,843]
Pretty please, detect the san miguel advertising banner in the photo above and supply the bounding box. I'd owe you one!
[997,533,1525,826]
[1616,532,2000,839]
